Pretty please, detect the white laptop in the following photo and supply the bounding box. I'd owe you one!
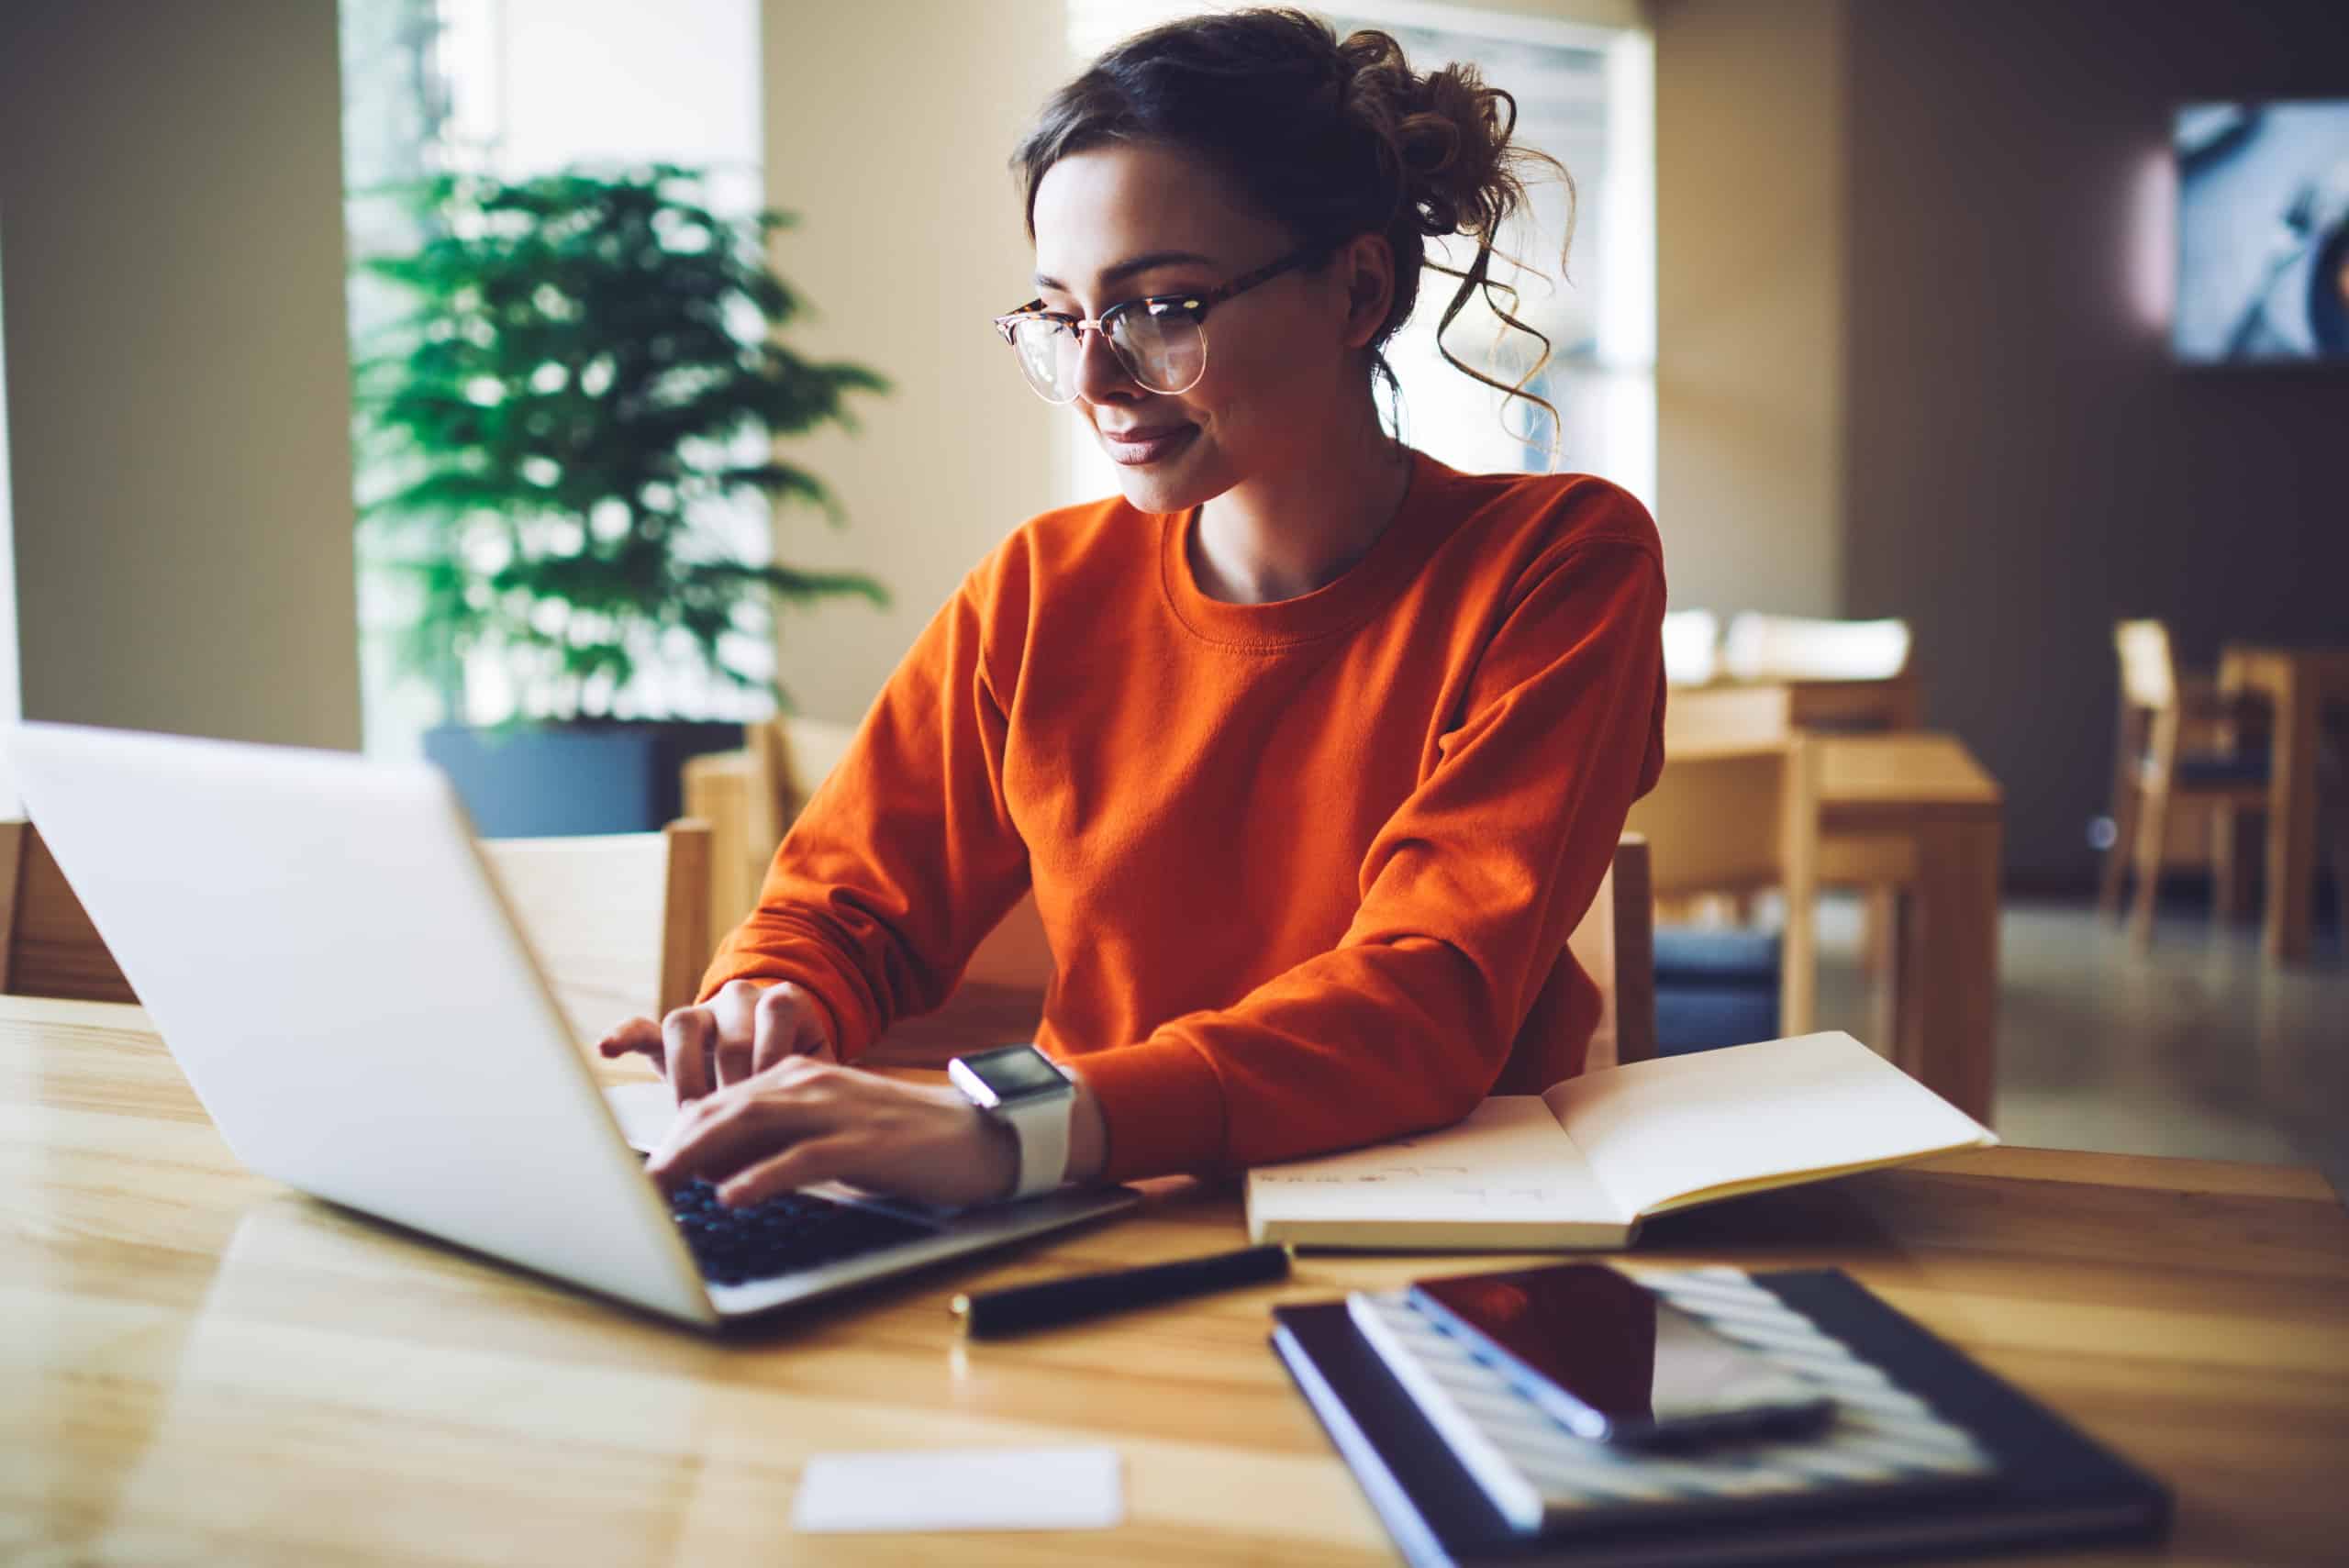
[6,721,1136,1329]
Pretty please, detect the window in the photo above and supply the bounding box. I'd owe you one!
[340,0,763,751]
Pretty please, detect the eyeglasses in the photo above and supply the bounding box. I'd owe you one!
[992,245,1323,404]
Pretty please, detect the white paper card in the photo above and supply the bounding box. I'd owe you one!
[792,1447,1124,1534]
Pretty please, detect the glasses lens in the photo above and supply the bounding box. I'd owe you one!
[1008,316,1078,404]
[1110,300,1206,395]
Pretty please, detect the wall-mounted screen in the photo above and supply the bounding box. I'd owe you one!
[2174,99,2349,364]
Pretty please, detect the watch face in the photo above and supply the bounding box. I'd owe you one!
[958,1044,1070,1105]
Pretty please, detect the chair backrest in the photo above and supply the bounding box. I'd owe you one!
[685,716,862,942]
[0,820,138,1003]
[1722,613,1911,683]
[478,818,711,1046]
[2112,618,2178,712]
[1566,835,1656,1068]
[762,716,858,824]
[1660,608,1720,686]
[1621,741,1820,1035]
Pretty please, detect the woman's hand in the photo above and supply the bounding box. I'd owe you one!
[595,979,836,1107]
[643,1056,1020,1210]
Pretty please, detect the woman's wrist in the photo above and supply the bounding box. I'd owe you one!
[958,1071,1108,1202]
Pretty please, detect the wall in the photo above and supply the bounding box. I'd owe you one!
[0,2,362,751]
[1652,0,1848,620]
[1841,0,2349,882]
[0,237,19,808]
[757,0,1067,727]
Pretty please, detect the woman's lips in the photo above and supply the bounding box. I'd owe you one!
[1099,423,1198,466]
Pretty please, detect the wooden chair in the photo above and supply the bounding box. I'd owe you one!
[683,715,853,942]
[478,818,712,1049]
[1623,739,1821,1042]
[1721,613,1912,684]
[1567,835,1657,1069]
[0,820,137,1003]
[2101,620,2272,950]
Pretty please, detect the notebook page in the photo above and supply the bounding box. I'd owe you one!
[1540,1032,1996,1222]
[1246,1095,1624,1228]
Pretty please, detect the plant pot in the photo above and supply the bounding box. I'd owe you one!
[423,720,748,838]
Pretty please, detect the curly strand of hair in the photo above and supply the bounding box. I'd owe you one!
[1382,51,1575,462]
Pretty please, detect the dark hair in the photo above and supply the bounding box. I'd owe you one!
[1011,6,1571,439]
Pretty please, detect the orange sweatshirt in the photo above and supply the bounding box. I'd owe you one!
[700,450,1667,1184]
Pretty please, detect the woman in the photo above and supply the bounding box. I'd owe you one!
[599,8,1666,1209]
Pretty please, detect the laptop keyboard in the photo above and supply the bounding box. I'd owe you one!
[667,1179,936,1285]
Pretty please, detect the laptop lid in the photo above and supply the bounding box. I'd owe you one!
[6,721,717,1327]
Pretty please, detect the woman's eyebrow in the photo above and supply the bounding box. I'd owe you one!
[1033,250,1220,293]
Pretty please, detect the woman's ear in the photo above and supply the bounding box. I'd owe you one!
[1336,232,1396,350]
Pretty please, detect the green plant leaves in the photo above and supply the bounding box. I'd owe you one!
[351,163,889,723]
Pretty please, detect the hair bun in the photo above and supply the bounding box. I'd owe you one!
[1337,29,1516,244]
[1395,62,1511,240]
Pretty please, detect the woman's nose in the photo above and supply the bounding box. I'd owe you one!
[1070,323,1140,406]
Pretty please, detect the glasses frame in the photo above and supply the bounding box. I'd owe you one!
[992,244,1325,402]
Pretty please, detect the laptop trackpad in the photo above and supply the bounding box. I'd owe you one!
[605,1081,679,1153]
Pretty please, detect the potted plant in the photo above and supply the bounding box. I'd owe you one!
[351,163,887,835]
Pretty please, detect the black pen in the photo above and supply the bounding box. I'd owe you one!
[951,1243,1292,1337]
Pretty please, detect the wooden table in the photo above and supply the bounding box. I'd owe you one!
[2218,645,2349,963]
[6,995,2344,1565]
[1667,671,1925,742]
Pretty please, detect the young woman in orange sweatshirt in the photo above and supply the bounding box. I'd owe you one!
[600,8,1666,1209]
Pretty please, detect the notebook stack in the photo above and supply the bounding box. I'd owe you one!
[1272,1266,2169,1568]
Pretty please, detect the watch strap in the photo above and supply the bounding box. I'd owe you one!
[1002,1085,1072,1199]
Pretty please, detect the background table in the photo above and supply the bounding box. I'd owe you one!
[8,995,2345,1565]
[1667,670,1925,737]
[2218,644,2349,963]
[1668,731,2003,1122]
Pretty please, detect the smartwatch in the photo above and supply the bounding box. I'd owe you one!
[947,1043,1076,1201]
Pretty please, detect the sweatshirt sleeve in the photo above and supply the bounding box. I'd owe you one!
[695,572,1031,1061]
[1069,535,1667,1182]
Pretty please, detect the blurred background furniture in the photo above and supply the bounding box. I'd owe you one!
[1556,834,1656,1073]
[1641,730,2002,1121]
[1687,612,1923,731]
[477,819,711,1051]
[2218,642,2349,963]
[1722,612,1912,684]
[1664,613,1922,990]
[1625,740,1820,1053]
[683,716,857,940]
[2100,620,2272,951]
[1811,733,2002,1123]
[0,821,136,1003]
[1660,607,1720,686]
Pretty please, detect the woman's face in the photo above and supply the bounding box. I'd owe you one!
[1028,142,1382,515]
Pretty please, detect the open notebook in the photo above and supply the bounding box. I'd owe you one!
[1247,1032,1996,1250]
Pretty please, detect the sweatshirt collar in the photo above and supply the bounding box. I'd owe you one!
[1159,448,1455,650]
